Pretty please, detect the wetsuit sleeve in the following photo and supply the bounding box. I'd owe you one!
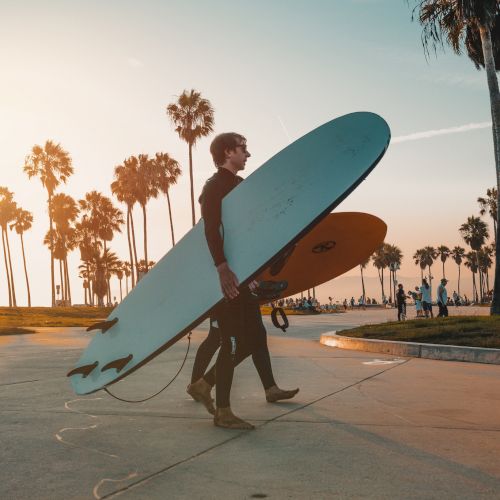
[200,181,226,267]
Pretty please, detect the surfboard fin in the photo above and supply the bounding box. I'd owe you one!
[101,354,133,374]
[67,361,99,378]
[86,317,119,333]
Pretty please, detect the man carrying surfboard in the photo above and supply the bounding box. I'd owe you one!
[189,132,298,429]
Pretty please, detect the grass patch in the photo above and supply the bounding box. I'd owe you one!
[0,327,36,336]
[337,316,500,349]
[0,306,114,328]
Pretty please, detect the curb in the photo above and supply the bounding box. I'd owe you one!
[320,331,500,365]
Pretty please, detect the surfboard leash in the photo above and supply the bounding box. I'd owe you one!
[103,332,192,403]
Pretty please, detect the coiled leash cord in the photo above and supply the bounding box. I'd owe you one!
[103,332,191,403]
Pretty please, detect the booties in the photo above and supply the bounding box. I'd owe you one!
[265,385,299,403]
[214,407,255,430]
[186,378,215,415]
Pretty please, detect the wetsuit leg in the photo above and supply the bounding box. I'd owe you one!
[213,294,247,408]
[204,292,276,390]
[190,321,220,383]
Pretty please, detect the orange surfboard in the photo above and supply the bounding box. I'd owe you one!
[258,212,386,299]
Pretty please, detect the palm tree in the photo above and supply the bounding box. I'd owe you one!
[10,208,34,307]
[451,246,466,296]
[74,216,100,306]
[412,0,500,314]
[436,245,451,279]
[79,191,124,302]
[123,261,132,295]
[478,187,498,244]
[0,188,18,306]
[372,244,389,302]
[459,215,489,302]
[359,257,369,305]
[50,193,79,305]
[464,251,479,302]
[23,140,73,306]
[166,89,215,226]
[413,248,427,281]
[420,246,437,291]
[477,245,494,298]
[152,152,182,246]
[112,159,139,287]
[386,244,403,304]
[114,262,124,302]
[135,154,158,273]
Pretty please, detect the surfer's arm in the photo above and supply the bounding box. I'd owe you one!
[201,181,240,299]
[201,181,227,267]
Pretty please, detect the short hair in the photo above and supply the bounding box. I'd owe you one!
[210,132,246,168]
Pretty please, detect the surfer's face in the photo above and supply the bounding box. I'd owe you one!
[227,141,251,171]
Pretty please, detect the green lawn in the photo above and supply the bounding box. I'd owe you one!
[0,306,114,328]
[337,316,500,349]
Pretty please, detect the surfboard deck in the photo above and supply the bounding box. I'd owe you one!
[257,212,387,300]
[69,112,390,395]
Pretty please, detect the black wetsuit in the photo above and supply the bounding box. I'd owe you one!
[197,168,275,408]
[396,288,406,321]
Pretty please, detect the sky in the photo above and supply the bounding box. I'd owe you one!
[0,0,497,306]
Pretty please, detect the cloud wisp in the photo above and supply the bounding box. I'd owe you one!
[393,121,492,144]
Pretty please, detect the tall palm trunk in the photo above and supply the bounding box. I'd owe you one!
[142,204,149,272]
[19,233,31,307]
[188,142,195,226]
[125,274,129,295]
[472,271,478,303]
[479,26,500,314]
[377,268,385,302]
[64,256,72,305]
[126,208,135,288]
[166,189,175,246]
[87,262,93,306]
[2,229,12,307]
[48,194,56,307]
[59,259,64,304]
[475,251,483,302]
[442,261,446,279]
[130,208,140,280]
[5,229,17,306]
[428,265,433,294]
[119,279,123,302]
[103,240,111,305]
[360,265,366,303]
[457,263,461,296]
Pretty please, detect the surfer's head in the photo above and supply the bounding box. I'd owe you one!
[210,132,250,171]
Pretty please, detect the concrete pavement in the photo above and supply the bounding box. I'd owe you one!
[1,312,499,499]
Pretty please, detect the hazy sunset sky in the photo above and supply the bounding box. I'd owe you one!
[0,0,497,305]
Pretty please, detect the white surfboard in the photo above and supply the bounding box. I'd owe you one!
[69,112,390,395]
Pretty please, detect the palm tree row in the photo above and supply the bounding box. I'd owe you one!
[0,187,34,307]
[111,152,181,287]
[411,0,499,314]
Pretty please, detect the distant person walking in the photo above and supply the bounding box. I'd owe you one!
[396,284,407,321]
[420,278,433,318]
[437,279,449,317]
[408,286,423,318]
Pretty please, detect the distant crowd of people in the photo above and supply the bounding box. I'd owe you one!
[396,278,471,321]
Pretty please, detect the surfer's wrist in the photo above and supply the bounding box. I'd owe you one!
[216,261,228,273]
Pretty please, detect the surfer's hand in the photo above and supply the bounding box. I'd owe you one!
[217,262,240,300]
[248,280,259,291]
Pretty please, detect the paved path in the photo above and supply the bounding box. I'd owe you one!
[1,311,499,499]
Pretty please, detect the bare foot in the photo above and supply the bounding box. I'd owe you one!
[186,379,215,415]
[265,385,299,403]
[214,407,255,430]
